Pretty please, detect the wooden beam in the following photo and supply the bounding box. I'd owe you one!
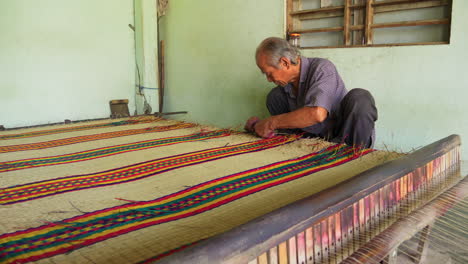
[447,0,452,43]
[290,3,367,17]
[371,18,450,28]
[293,0,302,34]
[286,0,293,33]
[375,0,449,13]
[365,0,375,45]
[353,0,365,45]
[300,41,448,49]
[158,40,165,113]
[294,26,343,34]
[287,0,302,34]
[290,5,343,15]
[350,25,365,31]
[344,0,351,45]
[414,225,432,264]
[372,0,434,8]
[297,1,447,21]
[292,24,363,34]
[298,10,343,20]
[291,25,363,35]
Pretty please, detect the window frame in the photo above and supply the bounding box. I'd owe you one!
[286,0,453,49]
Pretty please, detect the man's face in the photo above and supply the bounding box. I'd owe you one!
[256,53,291,87]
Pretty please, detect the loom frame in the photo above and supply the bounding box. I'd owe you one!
[156,134,462,264]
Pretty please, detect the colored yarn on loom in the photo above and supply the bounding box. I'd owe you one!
[0,130,232,173]
[0,118,159,140]
[0,135,299,205]
[0,144,374,264]
[0,122,196,154]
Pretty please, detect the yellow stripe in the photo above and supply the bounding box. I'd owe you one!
[72,144,346,220]
[3,137,295,194]
[3,146,358,255]
[2,138,321,206]
[3,137,304,239]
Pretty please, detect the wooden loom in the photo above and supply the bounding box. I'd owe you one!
[157,135,466,264]
[0,118,465,264]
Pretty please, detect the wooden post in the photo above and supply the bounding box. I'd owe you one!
[447,0,453,43]
[365,0,374,45]
[158,40,165,114]
[286,0,293,34]
[414,225,432,264]
[344,0,351,45]
[353,0,365,45]
[287,0,302,34]
[387,249,398,264]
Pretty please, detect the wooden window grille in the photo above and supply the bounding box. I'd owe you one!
[286,0,452,49]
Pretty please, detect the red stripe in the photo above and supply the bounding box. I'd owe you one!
[1,137,292,202]
[13,151,366,263]
[4,148,372,264]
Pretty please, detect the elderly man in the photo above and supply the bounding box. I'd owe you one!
[245,37,377,148]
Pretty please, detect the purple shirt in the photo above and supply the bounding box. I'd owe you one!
[283,57,347,137]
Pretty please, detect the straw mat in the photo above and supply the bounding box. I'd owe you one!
[0,118,402,264]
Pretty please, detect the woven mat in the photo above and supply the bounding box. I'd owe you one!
[0,118,402,264]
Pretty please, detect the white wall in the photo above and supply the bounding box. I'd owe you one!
[0,0,135,127]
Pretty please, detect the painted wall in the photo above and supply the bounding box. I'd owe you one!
[161,0,468,156]
[0,0,135,127]
[160,0,283,125]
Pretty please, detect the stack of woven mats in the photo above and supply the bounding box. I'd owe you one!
[0,117,402,264]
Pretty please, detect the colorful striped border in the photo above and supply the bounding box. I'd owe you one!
[0,130,231,173]
[0,118,159,140]
[0,135,299,205]
[0,122,195,154]
[0,144,373,264]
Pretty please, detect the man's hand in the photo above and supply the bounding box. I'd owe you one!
[244,116,260,132]
[254,117,276,138]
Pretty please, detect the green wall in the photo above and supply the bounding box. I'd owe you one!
[301,1,468,154]
[160,0,284,126]
[0,0,135,127]
[161,0,468,155]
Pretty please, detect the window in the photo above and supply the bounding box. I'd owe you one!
[286,0,452,48]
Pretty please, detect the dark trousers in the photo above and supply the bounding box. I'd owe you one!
[266,88,378,148]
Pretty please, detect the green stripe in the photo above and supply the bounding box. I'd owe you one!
[0,120,146,140]
[1,144,367,262]
[0,130,228,171]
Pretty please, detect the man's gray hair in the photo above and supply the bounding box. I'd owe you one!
[256,37,301,68]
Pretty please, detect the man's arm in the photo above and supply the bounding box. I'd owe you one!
[254,106,327,138]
